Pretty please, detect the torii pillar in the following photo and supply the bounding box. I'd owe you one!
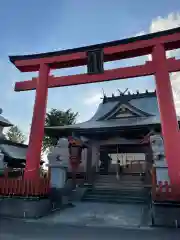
[152,44,180,188]
[25,64,50,179]
[10,27,180,189]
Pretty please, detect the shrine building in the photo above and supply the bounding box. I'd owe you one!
[0,109,43,177]
[45,89,169,182]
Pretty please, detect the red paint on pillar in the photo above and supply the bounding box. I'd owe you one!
[24,64,50,180]
[153,44,180,187]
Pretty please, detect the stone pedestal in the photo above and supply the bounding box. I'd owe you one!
[47,137,70,208]
[50,167,67,189]
[152,202,180,227]
[150,134,170,183]
[49,166,68,208]
[0,197,51,218]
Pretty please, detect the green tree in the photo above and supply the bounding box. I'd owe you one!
[6,125,26,144]
[43,108,78,152]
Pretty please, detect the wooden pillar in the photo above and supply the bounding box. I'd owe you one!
[24,64,50,180]
[144,145,153,184]
[86,145,92,183]
[152,44,180,187]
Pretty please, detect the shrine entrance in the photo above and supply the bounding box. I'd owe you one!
[83,142,151,204]
[10,27,180,193]
[99,144,150,176]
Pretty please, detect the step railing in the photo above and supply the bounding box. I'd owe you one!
[125,160,147,173]
[108,160,149,175]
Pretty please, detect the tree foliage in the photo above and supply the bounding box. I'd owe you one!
[6,125,26,144]
[43,108,78,152]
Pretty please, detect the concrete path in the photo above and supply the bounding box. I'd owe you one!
[0,218,180,240]
[26,202,151,228]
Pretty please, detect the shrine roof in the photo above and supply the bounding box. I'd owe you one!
[45,90,169,136]
[9,27,180,63]
[0,115,13,127]
[90,91,158,121]
[0,140,27,160]
[0,139,44,164]
[0,143,27,160]
[45,116,162,133]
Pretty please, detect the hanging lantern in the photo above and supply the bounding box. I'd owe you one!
[68,137,83,170]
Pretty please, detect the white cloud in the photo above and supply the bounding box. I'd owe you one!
[135,31,146,37]
[84,92,102,106]
[149,12,180,114]
[84,13,180,114]
[150,13,180,33]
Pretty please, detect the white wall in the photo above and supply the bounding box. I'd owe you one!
[91,142,100,170]
[109,153,145,164]
[79,148,87,172]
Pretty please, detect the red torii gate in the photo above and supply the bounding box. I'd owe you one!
[9,27,180,188]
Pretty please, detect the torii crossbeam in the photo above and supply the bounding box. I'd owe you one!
[10,27,180,188]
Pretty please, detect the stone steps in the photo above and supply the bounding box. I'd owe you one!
[82,189,149,204]
[82,174,150,204]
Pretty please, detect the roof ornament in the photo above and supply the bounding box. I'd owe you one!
[128,91,131,95]
[117,88,128,96]
[101,88,106,97]
[136,90,139,95]
[146,89,149,93]
[0,108,2,114]
[101,88,107,102]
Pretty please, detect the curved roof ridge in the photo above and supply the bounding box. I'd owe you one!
[0,115,13,127]
[103,90,156,103]
[89,101,120,121]
[129,96,159,116]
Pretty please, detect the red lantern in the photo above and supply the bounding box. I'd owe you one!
[69,145,82,170]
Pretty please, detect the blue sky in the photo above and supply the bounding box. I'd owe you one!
[0,0,180,138]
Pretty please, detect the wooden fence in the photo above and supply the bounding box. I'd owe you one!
[151,166,180,201]
[0,177,50,197]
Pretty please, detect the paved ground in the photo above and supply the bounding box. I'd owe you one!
[0,218,180,240]
[1,201,179,239]
[25,202,151,228]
